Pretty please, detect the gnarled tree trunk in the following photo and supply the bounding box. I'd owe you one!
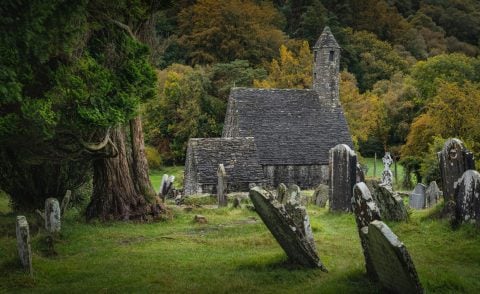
[130,116,156,198]
[86,127,147,221]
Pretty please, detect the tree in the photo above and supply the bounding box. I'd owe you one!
[0,0,167,220]
[177,0,286,65]
[254,41,312,89]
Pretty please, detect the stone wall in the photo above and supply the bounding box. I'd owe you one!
[262,164,329,189]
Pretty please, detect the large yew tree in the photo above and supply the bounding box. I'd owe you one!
[0,0,168,220]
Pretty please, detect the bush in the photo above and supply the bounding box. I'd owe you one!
[146,146,162,170]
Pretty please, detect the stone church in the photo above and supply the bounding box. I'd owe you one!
[183,27,352,195]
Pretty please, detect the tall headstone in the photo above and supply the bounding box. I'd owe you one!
[351,182,381,280]
[61,190,71,216]
[45,198,61,233]
[438,138,475,202]
[249,187,327,271]
[313,26,340,104]
[454,170,480,225]
[367,220,423,294]
[409,183,427,210]
[425,181,442,208]
[329,144,357,212]
[16,216,32,274]
[217,164,227,207]
[380,152,393,192]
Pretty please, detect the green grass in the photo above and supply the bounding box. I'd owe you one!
[1,190,479,293]
[149,166,185,192]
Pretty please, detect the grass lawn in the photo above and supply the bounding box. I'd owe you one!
[149,166,185,192]
[1,191,479,293]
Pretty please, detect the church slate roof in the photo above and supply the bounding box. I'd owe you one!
[186,137,265,184]
[222,88,353,165]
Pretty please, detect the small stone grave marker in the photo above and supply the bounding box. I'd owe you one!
[217,164,227,207]
[454,170,480,224]
[16,216,32,274]
[409,183,426,209]
[45,198,61,233]
[425,181,441,208]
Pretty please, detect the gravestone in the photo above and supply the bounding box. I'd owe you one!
[367,220,423,294]
[409,184,426,209]
[159,174,168,197]
[351,182,381,280]
[438,138,475,202]
[356,163,365,183]
[217,164,228,207]
[277,183,287,204]
[45,198,61,233]
[16,216,32,274]
[61,190,71,216]
[312,184,328,207]
[454,170,480,224]
[369,181,408,221]
[329,144,357,212]
[380,152,393,192]
[287,184,307,206]
[425,181,442,208]
[249,186,327,270]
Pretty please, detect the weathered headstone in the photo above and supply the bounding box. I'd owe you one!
[409,183,426,209]
[232,197,242,208]
[312,184,328,207]
[159,174,168,197]
[16,216,32,274]
[277,183,287,204]
[356,163,365,183]
[351,182,381,280]
[425,181,441,208]
[380,152,394,192]
[454,170,480,225]
[217,164,227,207]
[249,186,327,270]
[369,180,408,221]
[438,138,475,202]
[367,220,423,294]
[61,190,71,216]
[329,144,357,212]
[287,184,307,206]
[45,198,61,233]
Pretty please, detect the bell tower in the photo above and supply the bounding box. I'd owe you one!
[313,27,340,104]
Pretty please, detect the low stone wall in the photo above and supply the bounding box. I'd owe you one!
[262,164,329,189]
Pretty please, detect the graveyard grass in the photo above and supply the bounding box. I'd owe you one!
[1,192,480,293]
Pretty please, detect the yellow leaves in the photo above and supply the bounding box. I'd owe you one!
[401,80,480,157]
[340,71,386,146]
[254,41,312,89]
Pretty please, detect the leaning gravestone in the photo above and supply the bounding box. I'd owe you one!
[454,170,480,225]
[217,164,227,207]
[312,184,328,207]
[16,216,32,274]
[329,144,357,212]
[45,198,61,233]
[368,180,408,222]
[351,182,381,280]
[367,220,423,294]
[438,138,475,202]
[249,186,327,271]
[409,184,426,209]
[425,181,442,208]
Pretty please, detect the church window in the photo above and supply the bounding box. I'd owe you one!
[329,50,334,62]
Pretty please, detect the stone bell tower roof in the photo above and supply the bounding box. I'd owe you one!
[314,26,340,49]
